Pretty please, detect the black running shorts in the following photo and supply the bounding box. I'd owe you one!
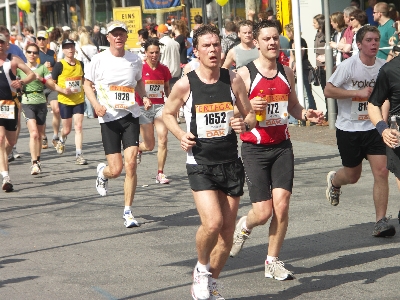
[59,102,84,119]
[100,113,140,155]
[336,129,386,168]
[186,157,245,197]
[22,103,47,125]
[241,140,294,203]
[0,105,18,131]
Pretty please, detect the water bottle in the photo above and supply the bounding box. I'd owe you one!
[390,116,400,147]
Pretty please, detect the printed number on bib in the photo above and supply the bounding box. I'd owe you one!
[196,102,234,138]
[108,86,135,110]
[65,76,82,93]
[351,97,369,121]
[258,94,288,127]
[0,100,15,119]
[145,80,164,99]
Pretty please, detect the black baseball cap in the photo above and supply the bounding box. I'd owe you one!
[62,38,75,47]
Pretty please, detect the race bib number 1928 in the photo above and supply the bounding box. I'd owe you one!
[108,86,135,110]
[195,102,234,138]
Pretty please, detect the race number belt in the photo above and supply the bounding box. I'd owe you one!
[195,102,234,138]
[145,80,164,99]
[0,100,15,119]
[350,97,369,121]
[65,76,82,93]
[258,94,289,127]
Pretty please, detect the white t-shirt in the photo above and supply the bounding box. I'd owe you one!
[76,44,98,68]
[84,49,143,123]
[328,54,385,132]
[159,35,181,78]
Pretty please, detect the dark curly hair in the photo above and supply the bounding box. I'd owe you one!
[253,20,279,40]
[192,24,220,49]
[142,37,164,51]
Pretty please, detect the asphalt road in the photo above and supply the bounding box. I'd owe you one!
[1,117,399,299]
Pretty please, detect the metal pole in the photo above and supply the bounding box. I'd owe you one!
[186,0,191,31]
[217,4,222,31]
[121,0,126,7]
[202,0,207,25]
[16,5,21,35]
[292,0,304,110]
[233,0,236,19]
[5,0,11,31]
[323,0,336,129]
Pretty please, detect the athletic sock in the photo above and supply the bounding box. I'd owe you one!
[76,149,82,157]
[266,256,278,264]
[1,171,9,178]
[124,206,131,213]
[196,261,209,273]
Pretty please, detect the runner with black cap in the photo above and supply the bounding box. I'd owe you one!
[51,38,86,165]
[84,20,150,228]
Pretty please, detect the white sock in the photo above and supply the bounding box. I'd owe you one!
[98,167,106,180]
[53,134,58,140]
[266,256,278,264]
[242,221,251,233]
[124,206,131,212]
[196,261,209,273]
[1,171,9,178]
[76,149,82,157]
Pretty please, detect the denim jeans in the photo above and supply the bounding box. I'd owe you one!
[84,96,94,118]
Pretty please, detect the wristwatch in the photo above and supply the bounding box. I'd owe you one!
[244,122,250,132]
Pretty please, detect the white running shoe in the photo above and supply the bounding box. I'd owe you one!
[209,278,224,300]
[156,173,170,184]
[137,151,142,164]
[230,216,251,257]
[31,163,41,175]
[96,163,108,196]
[265,259,295,281]
[13,148,22,158]
[2,176,13,192]
[191,267,211,300]
[56,140,65,154]
[123,210,140,228]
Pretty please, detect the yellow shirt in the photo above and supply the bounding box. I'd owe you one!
[56,59,84,105]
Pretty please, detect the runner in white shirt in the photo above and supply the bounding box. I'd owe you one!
[324,25,395,237]
[84,20,151,228]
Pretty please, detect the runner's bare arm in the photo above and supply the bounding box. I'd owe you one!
[285,66,324,123]
[136,78,152,110]
[14,56,35,85]
[233,66,251,117]
[222,48,235,69]
[43,78,72,95]
[83,78,107,117]
[230,71,256,133]
[324,82,373,100]
[368,102,397,148]
[164,80,171,98]
[162,76,196,150]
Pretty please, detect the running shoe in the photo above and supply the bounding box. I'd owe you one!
[76,155,88,165]
[56,140,65,154]
[137,151,142,164]
[123,210,140,228]
[230,216,251,257]
[42,137,48,149]
[96,163,108,196]
[326,171,341,206]
[7,152,14,162]
[13,148,22,158]
[2,176,13,192]
[52,137,59,148]
[265,259,295,281]
[156,173,170,184]
[31,163,41,175]
[209,279,224,300]
[372,216,396,237]
[191,267,211,300]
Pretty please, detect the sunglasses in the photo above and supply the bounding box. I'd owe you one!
[350,18,355,21]
[26,50,39,54]
[37,37,46,41]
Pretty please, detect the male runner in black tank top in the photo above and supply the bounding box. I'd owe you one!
[163,25,256,300]
[0,33,35,192]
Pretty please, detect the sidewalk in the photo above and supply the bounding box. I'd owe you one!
[1,118,399,299]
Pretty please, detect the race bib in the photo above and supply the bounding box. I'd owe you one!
[65,76,82,93]
[258,94,288,127]
[350,97,369,121]
[0,100,15,119]
[195,102,234,138]
[145,80,164,99]
[97,84,136,110]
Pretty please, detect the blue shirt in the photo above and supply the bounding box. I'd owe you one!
[366,7,379,27]
[7,43,27,62]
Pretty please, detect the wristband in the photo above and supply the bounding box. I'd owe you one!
[41,78,47,84]
[376,120,389,136]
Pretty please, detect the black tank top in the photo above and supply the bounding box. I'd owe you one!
[0,53,16,100]
[187,68,238,165]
